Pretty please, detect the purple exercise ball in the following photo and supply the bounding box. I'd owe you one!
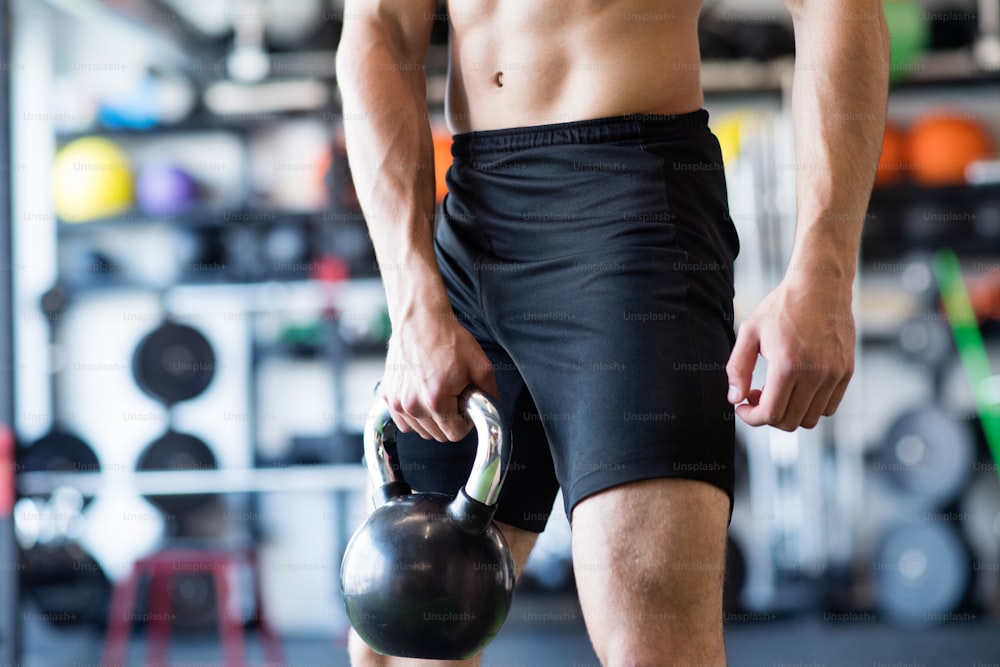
[136,164,199,216]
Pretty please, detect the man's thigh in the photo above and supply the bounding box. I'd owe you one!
[571,478,730,667]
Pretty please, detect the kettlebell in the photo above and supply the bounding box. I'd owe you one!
[340,390,516,660]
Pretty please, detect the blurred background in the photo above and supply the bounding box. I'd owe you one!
[0,0,999,665]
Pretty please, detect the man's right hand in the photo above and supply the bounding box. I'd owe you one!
[336,0,486,441]
[381,310,500,442]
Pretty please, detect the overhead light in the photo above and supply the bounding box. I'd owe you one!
[227,46,270,83]
[226,0,268,83]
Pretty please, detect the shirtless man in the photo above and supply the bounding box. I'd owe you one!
[335,1,889,665]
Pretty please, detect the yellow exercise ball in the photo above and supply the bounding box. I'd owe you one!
[714,115,743,168]
[713,111,764,169]
[52,136,134,222]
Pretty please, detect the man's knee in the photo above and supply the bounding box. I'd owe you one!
[348,627,486,667]
[594,615,726,667]
[348,631,385,667]
[571,479,729,667]
[601,645,725,667]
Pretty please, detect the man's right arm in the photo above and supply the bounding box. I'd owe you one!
[336,0,440,323]
[337,1,497,441]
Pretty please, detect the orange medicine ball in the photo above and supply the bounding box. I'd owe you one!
[432,128,453,204]
[875,123,908,187]
[908,112,994,186]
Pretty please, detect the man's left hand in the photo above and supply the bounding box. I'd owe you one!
[725,277,855,431]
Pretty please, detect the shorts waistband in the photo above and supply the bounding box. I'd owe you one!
[451,109,710,160]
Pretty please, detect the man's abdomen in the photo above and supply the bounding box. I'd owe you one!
[445,0,705,133]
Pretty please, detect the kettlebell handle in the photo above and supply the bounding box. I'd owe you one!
[364,389,510,508]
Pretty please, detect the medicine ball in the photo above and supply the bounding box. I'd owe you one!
[136,163,199,216]
[432,128,453,204]
[52,137,134,223]
[908,112,994,186]
[875,123,908,187]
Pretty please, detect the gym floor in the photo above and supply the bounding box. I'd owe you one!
[21,591,1000,666]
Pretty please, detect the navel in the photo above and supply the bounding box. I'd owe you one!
[494,71,504,88]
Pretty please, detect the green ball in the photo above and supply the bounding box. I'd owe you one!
[883,0,930,82]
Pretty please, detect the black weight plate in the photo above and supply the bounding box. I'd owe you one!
[136,431,218,518]
[21,431,100,475]
[879,407,976,506]
[21,431,100,508]
[20,541,110,627]
[132,322,215,405]
[873,520,972,627]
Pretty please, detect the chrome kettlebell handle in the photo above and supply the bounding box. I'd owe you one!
[364,389,510,508]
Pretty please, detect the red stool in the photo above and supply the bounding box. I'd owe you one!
[102,549,283,667]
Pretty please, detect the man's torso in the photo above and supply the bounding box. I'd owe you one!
[445,0,705,133]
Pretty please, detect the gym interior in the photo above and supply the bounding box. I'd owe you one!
[1,0,999,665]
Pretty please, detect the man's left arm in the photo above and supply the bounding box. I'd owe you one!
[726,0,891,430]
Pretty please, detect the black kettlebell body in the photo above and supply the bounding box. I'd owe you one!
[341,391,515,660]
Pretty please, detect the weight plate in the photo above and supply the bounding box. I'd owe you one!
[136,431,218,519]
[878,406,976,506]
[896,317,953,368]
[20,541,110,627]
[873,520,971,627]
[22,431,100,476]
[132,322,215,405]
[21,431,100,509]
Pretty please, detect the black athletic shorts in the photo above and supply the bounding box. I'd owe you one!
[394,109,740,533]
